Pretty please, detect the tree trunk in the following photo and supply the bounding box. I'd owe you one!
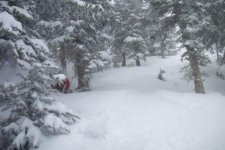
[160,33,167,59]
[75,50,90,92]
[161,49,165,59]
[186,46,205,94]
[215,44,222,64]
[122,52,126,67]
[136,56,141,66]
[216,50,219,62]
[60,44,67,74]
[221,51,225,65]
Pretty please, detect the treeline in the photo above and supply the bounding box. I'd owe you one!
[150,0,225,93]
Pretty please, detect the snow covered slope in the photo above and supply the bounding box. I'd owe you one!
[38,52,225,150]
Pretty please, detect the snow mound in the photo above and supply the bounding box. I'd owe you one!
[81,114,108,139]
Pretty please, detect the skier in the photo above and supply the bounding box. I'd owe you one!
[61,77,70,93]
[51,74,71,93]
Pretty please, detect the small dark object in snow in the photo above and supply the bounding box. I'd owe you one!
[158,69,166,81]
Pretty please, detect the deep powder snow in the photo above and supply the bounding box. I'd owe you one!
[38,53,225,150]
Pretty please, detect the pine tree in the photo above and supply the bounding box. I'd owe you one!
[201,0,225,64]
[35,0,113,91]
[151,0,208,94]
[112,0,148,67]
[0,67,79,150]
[0,1,79,149]
[0,0,40,70]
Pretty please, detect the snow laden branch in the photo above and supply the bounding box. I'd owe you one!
[0,68,79,150]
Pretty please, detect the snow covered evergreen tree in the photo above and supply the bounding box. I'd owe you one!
[201,0,225,65]
[139,0,178,58]
[112,0,177,66]
[35,0,113,91]
[151,0,210,94]
[112,0,149,67]
[0,67,79,149]
[0,0,42,70]
[0,1,79,149]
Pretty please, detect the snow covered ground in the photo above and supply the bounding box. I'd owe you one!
[38,52,225,150]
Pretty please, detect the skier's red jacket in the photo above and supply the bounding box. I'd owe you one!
[62,78,70,93]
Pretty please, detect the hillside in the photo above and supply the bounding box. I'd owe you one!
[38,52,225,150]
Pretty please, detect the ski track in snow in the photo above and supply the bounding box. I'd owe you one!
[38,53,225,150]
